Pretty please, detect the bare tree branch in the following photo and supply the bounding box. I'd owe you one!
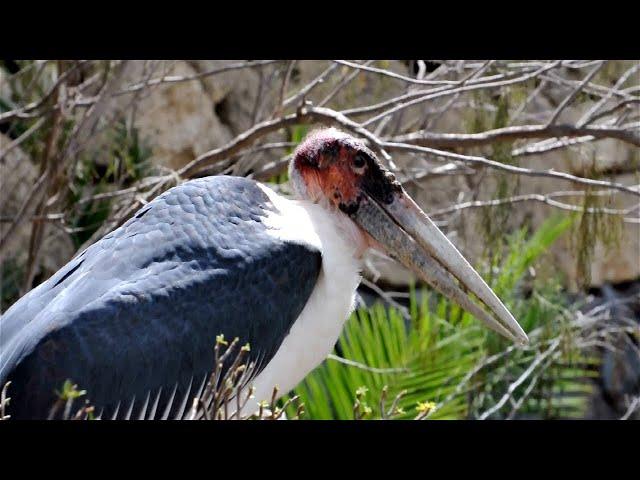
[427,191,640,224]
[359,61,563,127]
[546,61,605,126]
[390,123,640,149]
[382,140,640,197]
[0,60,91,125]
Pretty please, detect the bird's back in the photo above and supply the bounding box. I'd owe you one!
[0,176,322,419]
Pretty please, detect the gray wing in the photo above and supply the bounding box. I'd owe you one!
[0,176,322,419]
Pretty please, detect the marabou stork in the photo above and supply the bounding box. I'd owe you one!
[0,128,528,419]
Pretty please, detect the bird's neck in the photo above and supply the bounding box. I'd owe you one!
[300,198,371,261]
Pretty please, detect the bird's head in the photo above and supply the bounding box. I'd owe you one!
[290,128,528,345]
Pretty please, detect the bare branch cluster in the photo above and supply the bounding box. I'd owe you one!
[2,60,638,267]
[447,293,640,420]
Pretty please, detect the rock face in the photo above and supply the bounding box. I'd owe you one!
[189,60,270,136]
[136,62,234,170]
[117,61,234,171]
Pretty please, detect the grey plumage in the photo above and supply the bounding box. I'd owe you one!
[0,176,322,419]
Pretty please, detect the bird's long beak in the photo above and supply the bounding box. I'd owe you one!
[352,190,529,345]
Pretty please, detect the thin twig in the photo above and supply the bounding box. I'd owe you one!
[326,354,407,374]
[0,60,91,124]
[478,338,561,420]
[390,123,640,149]
[620,396,640,420]
[0,117,46,159]
[546,61,606,126]
[272,60,296,118]
[577,63,640,127]
[283,62,339,108]
[334,60,459,86]
[114,60,279,96]
[427,191,640,224]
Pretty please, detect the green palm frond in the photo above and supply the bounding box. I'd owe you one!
[285,214,598,420]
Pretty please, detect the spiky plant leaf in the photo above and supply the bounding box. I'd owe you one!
[284,214,598,420]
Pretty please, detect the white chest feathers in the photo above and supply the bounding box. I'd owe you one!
[245,185,364,412]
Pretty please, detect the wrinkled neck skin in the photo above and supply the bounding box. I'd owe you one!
[289,163,373,260]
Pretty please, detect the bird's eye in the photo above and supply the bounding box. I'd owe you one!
[352,153,367,170]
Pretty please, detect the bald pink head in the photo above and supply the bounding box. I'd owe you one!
[289,128,401,215]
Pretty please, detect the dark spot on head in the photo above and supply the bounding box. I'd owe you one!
[320,140,340,159]
[339,201,360,217]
